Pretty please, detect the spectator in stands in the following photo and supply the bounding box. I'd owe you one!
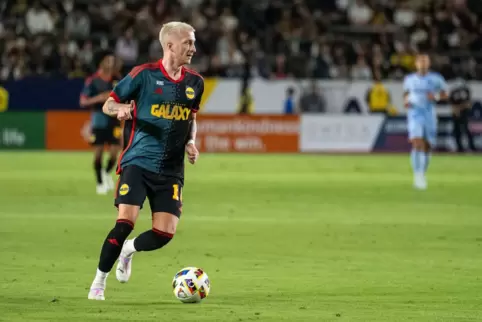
[298,82,326,113]
[0,0,479,81]
[351,55,372,80]
[25,1,54,35]
[283,87,296,114]
[365,72,396,115]
[115,27,138,71]
[65,7,91,40]
[347,0,373,25]
[394,2,416,28]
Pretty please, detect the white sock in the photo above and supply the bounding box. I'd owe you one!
[93,268,109,285]
[123,238,137,256]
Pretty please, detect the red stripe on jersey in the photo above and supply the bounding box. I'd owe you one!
[116,101,137,175]
[128,62,158,79]
[184,67,203,80]
[158,59,185,83]
[110,92,120,103]
[84,74,96,86]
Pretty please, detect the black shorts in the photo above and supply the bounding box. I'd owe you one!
[91,127,121,146]
[114,165,183,217]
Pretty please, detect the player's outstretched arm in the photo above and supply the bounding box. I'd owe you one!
[80,91,110,107]
[102,97,133,119]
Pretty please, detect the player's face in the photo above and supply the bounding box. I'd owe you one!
[172,30,196,65]
[415,55,430,72]
[102,56,115,72]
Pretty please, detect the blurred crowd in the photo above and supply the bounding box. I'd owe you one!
[1,0,482,81]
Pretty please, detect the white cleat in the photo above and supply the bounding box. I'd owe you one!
[88,286,105,300]
[96,184,108,195]
[102,170,115,191]
[413,173,427,190]
[116,241,134,283]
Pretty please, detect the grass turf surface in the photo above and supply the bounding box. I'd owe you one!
[0,152,481,321]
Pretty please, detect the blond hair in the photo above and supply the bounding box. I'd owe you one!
[159,22,195,48]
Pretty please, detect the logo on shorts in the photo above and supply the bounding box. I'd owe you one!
[185,87,195,100]
[119,184,129,196]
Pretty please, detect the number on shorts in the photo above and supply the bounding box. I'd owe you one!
[172,184,182,201]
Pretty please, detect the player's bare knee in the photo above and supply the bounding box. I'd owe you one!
[152,212,179,235]
[117,204,140,224]
[412,139,423,151]
[423,141,431,152]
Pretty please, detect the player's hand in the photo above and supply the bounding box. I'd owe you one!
[117,101,135,121]
[186,142,199,165]
[404,98,411,108]
[427,93,436,101]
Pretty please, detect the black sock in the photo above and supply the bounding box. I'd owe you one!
[94,158,102,184]
[98,219,134,273]
[134,228,173,252]
[105,158,117,174]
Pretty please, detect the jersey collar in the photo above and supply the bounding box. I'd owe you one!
[96,70,112,82]
[159,59,186,83]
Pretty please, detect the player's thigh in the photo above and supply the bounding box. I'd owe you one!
[107,125,122,148]
[90,128,108,147]
[152,212,179,235]
[407,117,424,141]
[146,175,183,220]
[423,117,437,150]
[115,165,148,217]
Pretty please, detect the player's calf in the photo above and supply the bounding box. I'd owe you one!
[116,213,177,283]
[88,218,135,299]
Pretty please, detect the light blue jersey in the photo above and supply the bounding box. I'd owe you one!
[403,72,447,145]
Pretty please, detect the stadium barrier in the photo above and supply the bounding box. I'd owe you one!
[3,79,482,117]
[1,112,481,152]
[0,112,45,149]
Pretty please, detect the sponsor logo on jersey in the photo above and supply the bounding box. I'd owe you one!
[185,87,195,100]
[151,104,191,121]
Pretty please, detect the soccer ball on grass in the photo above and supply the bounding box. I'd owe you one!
[172,267,210,303]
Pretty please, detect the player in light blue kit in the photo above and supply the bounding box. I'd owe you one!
[403,54,448,190]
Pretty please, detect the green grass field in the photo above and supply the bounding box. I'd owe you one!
[1,152,481,321]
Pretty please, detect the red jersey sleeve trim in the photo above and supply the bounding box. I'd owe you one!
[128,62,158,79]
[184,67,204,80]
[110,92,121,103]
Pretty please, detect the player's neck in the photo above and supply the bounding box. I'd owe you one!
[417,70,429,76]
[161,57,183,79]
[97,69,112,81]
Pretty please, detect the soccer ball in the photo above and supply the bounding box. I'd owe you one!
[172,267,211,303]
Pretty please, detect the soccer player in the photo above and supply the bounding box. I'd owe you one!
[403,53,448,190]
[80,51,121,195]
[87,21,203,300]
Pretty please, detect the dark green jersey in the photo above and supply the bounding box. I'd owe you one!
[81,72,119,129]
[110,60,204,180]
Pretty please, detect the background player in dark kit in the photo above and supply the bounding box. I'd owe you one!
[80,51,121,195]
[88,22,203,301]
[449,78,476,152]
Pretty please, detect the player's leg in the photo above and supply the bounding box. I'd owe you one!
[88,166,147,300]
[93,144,107,195]
[461,109,476,151]
[419,115,437,178]
[102,125,122,191]
[117,177,181,283]
[408,117,426,189]
[103,144,120,191]
[452,113,464,152]
[91,129,110,194]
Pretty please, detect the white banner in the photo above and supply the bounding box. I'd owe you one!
[201,79,482,116]
[300,115,385,152]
